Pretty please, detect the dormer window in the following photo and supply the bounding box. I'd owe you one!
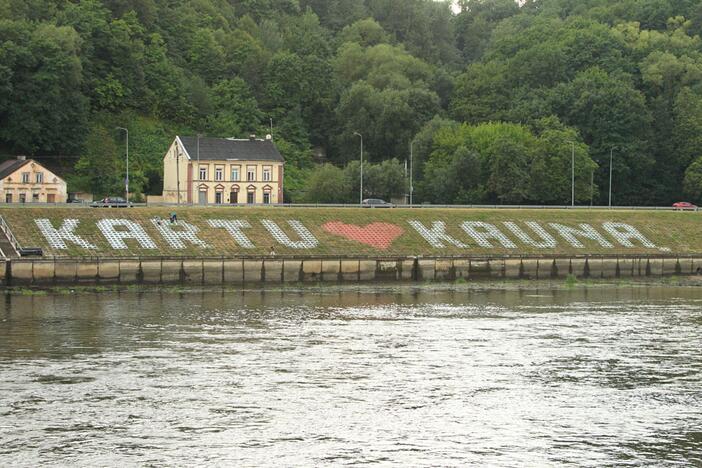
[21,172,30,183]
[36,172,43,183]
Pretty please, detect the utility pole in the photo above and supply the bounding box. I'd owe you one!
[590,169,594,207]
[116,127,128,202]
[353,132,363,205]
[571,141,575,207]
[609,147,615,208]
[410,140,414,206]
[176,146,181,206]
[197,133,202,205]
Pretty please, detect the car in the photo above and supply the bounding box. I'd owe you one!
[672,201,698,211]
[362,198,394,208]
[90,197,130,208]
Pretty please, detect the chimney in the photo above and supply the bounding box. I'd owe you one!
[249,134,256,141]
[17,155,26,161]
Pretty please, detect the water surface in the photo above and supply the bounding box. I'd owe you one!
[1,285,701,466]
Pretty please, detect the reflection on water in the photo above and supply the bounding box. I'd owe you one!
[0,285,701,466]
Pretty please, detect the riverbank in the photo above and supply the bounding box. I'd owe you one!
[2,254,701,286]
[1,206,700,257]
[5,273,702,296]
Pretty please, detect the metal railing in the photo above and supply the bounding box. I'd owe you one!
[0,215,21,256]
[0,201,698,211]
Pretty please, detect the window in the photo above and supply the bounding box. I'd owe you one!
[5,193,11,203]
[215,192,223,204]
[263,167,271,182]
[19,193,26,203]
[35,172,43,184]
[32,193,39,202]
[230,166,240,181]
[263,192,270,204]
[21,172,30,183]
[230,190,238,204]
[247,166,256,181]
[215,167,223,181]
[199,166,207,181]
[247,192,255,204]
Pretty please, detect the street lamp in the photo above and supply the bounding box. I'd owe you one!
[609,147,616,208]
[353,132,363,205]
[409,140,414,206]
[115,127,128,202]
[197,133,203,205]
[570,141,575,207]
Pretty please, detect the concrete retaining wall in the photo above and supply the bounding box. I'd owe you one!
[2,256,701,286]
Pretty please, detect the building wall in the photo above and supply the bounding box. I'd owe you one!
[190,160,284,205]
[162,138,284,205]
[0,161,67,203]
[162,140,190,204]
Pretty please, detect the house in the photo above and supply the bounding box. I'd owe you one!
[0,156,67,203]
[162,135,284,205]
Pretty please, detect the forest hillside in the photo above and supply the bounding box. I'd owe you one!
[2,0,702,205]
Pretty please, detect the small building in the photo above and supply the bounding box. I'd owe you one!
[0,156,67,203]
[162,135,284,205]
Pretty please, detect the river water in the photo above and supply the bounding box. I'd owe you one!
[1,285,701,466]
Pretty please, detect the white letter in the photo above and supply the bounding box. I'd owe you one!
[151,218,209,249]
[408,220,467,248]
[602,222,656,248]
[96,219,157,249]
[503,221,557,248]
[207,219,254,248]
[261,220,318,249]
[35,219,97,250]
[461,221,516,248]
[548,223,613,248]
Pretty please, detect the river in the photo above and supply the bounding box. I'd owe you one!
[1,285,701,466]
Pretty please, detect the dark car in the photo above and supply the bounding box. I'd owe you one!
[672,201,698,211]
[90,197,130,208]
[362,198,394,208]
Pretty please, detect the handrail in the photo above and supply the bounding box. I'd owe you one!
[0,215,22,256]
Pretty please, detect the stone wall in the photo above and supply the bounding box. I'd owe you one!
[3,256,701,286]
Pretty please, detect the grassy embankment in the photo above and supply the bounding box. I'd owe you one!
[0,206,700,258]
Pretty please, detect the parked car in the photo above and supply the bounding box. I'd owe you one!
[672,201,698,211]
[362,198,394,208]
[67,198,85,204]
[90,197,130,208]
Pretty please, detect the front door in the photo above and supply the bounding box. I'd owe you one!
[215,192,222,204]
[47,194,55,203]
[230,191,238,204]
[247,192,255,204]
[198,190,207,205]
[5,193,11,203]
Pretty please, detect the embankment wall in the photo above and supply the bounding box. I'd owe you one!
[4,255,701,286]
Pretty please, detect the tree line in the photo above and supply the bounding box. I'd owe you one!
[1,0,702,205]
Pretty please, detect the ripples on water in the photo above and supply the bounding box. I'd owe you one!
[0,286,701,466]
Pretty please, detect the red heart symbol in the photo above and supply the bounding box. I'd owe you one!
[322,221,404,250]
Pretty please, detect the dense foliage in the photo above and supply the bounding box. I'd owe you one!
[1,0,702,204]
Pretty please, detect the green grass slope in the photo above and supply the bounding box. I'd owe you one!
[0,206,700,258]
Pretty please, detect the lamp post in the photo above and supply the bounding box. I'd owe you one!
[353,132,363,205]
[609,147,615,208]
[197,133,202,205]
[570,141,575,207]
[409,140,414,206]
[116,127,128,202]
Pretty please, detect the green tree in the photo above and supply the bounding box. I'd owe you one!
[683,156,702,202]
[70,125,122,197]
[302,163,351,203]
